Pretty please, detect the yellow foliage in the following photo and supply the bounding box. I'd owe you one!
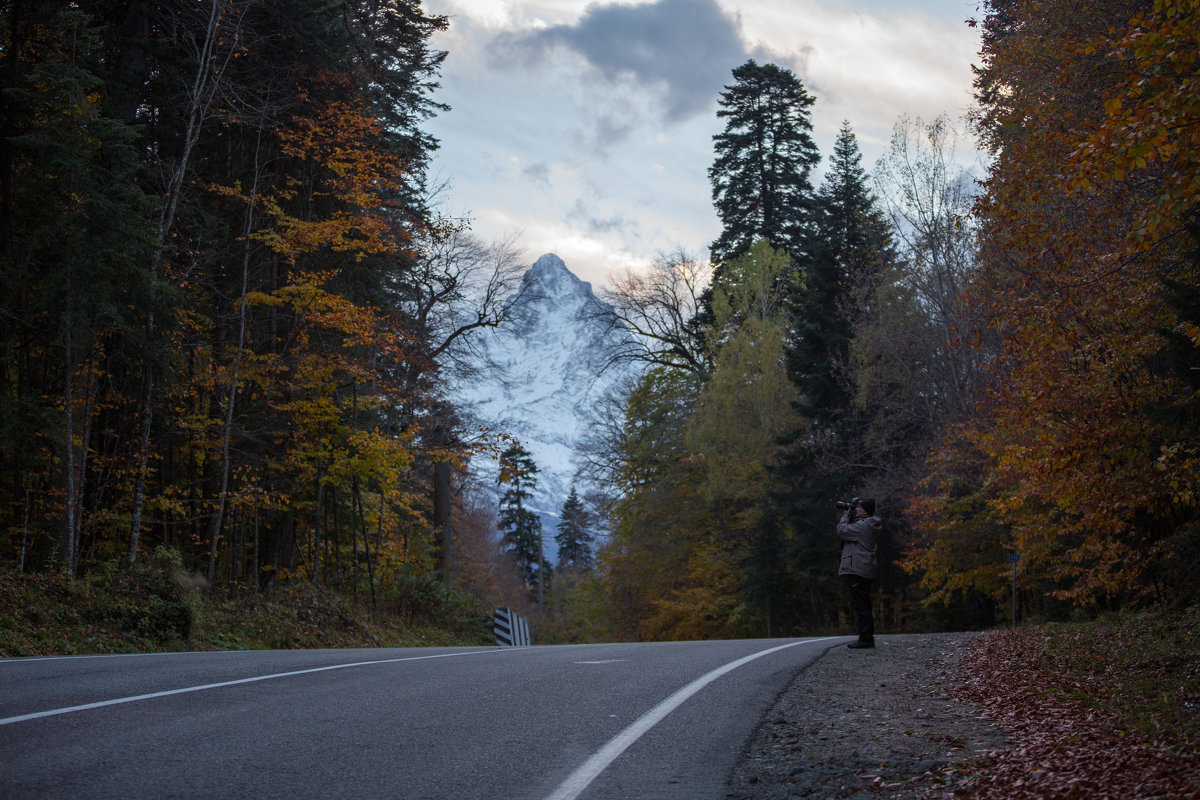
[913,0,1200,608]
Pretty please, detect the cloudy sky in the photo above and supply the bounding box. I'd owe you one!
[422,0,984,288]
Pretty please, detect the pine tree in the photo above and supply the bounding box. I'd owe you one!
[0,5,160,573]
[788,122,894,421]
[708,60,820,266]
[555,487,594,574]
[767,124,897,633]
[497,444,544,598]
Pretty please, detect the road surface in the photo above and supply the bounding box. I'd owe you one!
[0,637,846,799]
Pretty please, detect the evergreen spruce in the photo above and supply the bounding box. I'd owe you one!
[1,6,161,572]
[708,60,821,266]
[768,123,898,632]
[497,444,544,595]
[788,121,894,421]
[554,488,594,574]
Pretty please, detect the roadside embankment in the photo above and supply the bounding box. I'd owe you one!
[728,632,1000,799]
[730,614,1200,799]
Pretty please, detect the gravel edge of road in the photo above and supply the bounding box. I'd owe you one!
[726,632,1004,799]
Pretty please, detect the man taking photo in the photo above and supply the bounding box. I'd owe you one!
[838,497,881,649]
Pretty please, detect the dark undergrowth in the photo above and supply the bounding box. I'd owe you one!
[0,550,494,657]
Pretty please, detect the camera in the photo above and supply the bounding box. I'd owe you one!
[835,500,856,510]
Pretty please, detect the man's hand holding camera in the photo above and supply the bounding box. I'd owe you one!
[835,497,868,520]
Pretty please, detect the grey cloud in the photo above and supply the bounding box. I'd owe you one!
[586,215,631,235]
[588,113,637,154]
[567,198,634,237]
[494,0,752,122]
[522,161,551,185]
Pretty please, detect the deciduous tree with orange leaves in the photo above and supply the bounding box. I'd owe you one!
[909,0,1200,612]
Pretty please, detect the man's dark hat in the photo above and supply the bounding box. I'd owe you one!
[860,499,876,516]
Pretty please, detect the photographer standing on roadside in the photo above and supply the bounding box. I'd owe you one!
[837,497,881,649]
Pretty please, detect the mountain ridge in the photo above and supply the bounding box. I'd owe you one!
[454,253,637,560]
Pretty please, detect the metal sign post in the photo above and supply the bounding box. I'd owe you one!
[1009,553,1020,628]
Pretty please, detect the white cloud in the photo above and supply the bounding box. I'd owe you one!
[424,0,981,287]
[732,1,979,159]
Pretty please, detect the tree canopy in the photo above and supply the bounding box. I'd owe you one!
[708,59,820,266]
[0,0,507,610]
[5,2,1197,645]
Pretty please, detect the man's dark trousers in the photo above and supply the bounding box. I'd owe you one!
[844,574,874,643]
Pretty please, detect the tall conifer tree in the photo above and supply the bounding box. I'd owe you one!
[0,5,160,573]
[554,488,594,574]
[497,444,544,595]
[769,123,896,632]
[708,60,820,266]
[789,122,894,420]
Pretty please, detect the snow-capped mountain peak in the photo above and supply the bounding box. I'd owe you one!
[523,253,590,298]
[454,253,636,557]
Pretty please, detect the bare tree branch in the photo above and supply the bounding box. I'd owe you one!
[594,248,713,379]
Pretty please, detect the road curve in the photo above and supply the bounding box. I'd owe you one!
[0,637,847,799]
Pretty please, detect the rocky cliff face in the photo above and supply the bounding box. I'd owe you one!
[454,253,636,555]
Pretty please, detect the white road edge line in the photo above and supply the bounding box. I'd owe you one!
[544,637,842,800]
[0,650,228,664]
[0,649,504,727]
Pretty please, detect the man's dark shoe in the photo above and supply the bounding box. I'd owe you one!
[847,640,875,649]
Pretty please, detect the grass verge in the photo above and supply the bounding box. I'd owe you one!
[0,558,494,657]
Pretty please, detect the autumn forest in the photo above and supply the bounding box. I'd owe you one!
[1,0,1197,646]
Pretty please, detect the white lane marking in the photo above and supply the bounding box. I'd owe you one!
[573,659,630,665]
[0,649,504,727]
[0,651,196,664]
[544,637,841,800]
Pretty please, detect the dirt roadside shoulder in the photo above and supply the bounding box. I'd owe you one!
[727,632,1002,799]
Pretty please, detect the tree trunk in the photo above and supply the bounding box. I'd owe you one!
[205,129,260,596]
[62,317,78,576]
[353,479,378,609]
[433,460,453,580]
[312,464,325,586]
[537,529,545,615]
[128,0,235,565]
[75,356,95,565]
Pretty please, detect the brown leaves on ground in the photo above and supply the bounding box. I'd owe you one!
[920,616,1200,799]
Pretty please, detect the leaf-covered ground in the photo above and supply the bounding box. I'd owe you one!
[924,610,1200,799]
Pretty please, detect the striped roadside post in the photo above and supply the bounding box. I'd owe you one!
[493,607,531,647]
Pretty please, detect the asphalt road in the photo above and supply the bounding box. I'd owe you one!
[0,637,846,799]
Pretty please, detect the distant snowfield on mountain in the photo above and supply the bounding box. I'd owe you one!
[452,253,639,561]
